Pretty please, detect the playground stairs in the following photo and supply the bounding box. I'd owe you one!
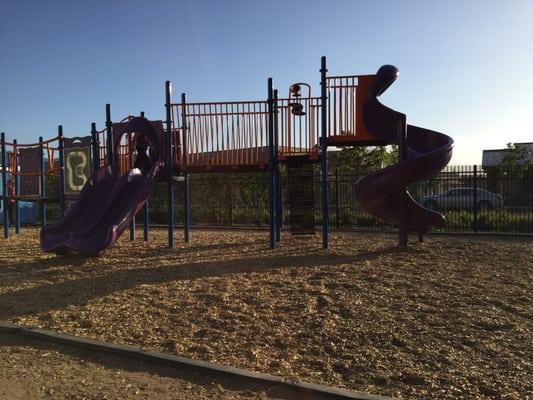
[286,157,316,235]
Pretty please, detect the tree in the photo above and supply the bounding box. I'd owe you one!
[501,142,529,166]
[331,145,398,175]
[500,143,531,177]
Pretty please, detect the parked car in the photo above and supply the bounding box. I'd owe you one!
[420,187,503,211]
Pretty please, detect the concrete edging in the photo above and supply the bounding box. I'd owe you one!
[0,321,393,400]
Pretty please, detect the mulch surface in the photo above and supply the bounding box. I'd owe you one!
[0,228,531,399]
[0,333,286,400]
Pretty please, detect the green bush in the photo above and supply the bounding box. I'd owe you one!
[442,210,533,233]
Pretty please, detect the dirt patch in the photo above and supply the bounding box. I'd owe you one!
[0,333,297,399]
[0,228,532,399]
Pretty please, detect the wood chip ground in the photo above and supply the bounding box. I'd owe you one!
[0,228,531,399]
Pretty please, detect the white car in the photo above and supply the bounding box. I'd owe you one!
[420,188,503,211]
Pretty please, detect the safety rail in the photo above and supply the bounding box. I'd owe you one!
[326,74,378,145]
[0,135,62,196]
[171,100,270,170]
[276,96,321,159]
[116,142,133,175]
[1,132,65,237]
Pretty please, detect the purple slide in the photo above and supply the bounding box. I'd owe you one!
[41,117,164,256]
[354,65,454,238]
[40,162,162,256]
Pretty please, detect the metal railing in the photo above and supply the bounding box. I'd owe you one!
[11,164,533,236]
[143,165,533,235]
[276,97,321,159]
[171,100,270,170]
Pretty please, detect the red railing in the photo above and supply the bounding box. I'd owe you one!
[0,136,62,198]
[326,74,378,145]
[164,73,378,171]
[276,96,321,159]
[171,101,270,170]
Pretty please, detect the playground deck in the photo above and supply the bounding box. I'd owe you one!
[0,229,531,399]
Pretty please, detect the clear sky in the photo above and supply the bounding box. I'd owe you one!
[1,0,532,164]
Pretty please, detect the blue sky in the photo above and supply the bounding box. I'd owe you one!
[1,0,531,164]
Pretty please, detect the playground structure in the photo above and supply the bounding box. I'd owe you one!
[0,57,453,255]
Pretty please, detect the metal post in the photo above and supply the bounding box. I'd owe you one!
[276,166,282,241]
[39,136,46,228]
[165,81,174,248]
[129,128,135,242]
[473,165,478,233]
[143,199,149,241]
[397,116,408,246]
[335,167,340,230]
[181,93,190,242]
[13,139,20,233]
[129,213,135,241]
[267,78,275,249]
[105,104,114,169]
[320,56,329,249]
[139,111,149,241]
[90,122,100,172]
[1,132,8,238]
[274,89,282,242]
[58,125,66,217]
[228,174,233,226]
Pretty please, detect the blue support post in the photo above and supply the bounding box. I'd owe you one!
[13,139,20,233]
[129,124,135,242]
[140,111,149,241]
[473,165,478,234]
[90,122,100,172]
[143,198,149,241]
[335,168,340,230]
[105,104,114,169]
[39,136,46,228]
[273,89,281,242]
[165,81,174,248]
[58,125,66,218]
[320,56,329,249]
[181,93,190,242]
[398,114,408,246]
[129,213,135,241]
[267,78,276,249]
[1,132,8,238]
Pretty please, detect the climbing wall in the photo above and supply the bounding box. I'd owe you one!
[286,158,316,234]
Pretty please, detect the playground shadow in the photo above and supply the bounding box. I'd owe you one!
[0,255,90,288]
[1,254,89,271]
[0,245,401,320]
[0,333,338,400]
[178,238,268,253]
[0,236,269,276]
